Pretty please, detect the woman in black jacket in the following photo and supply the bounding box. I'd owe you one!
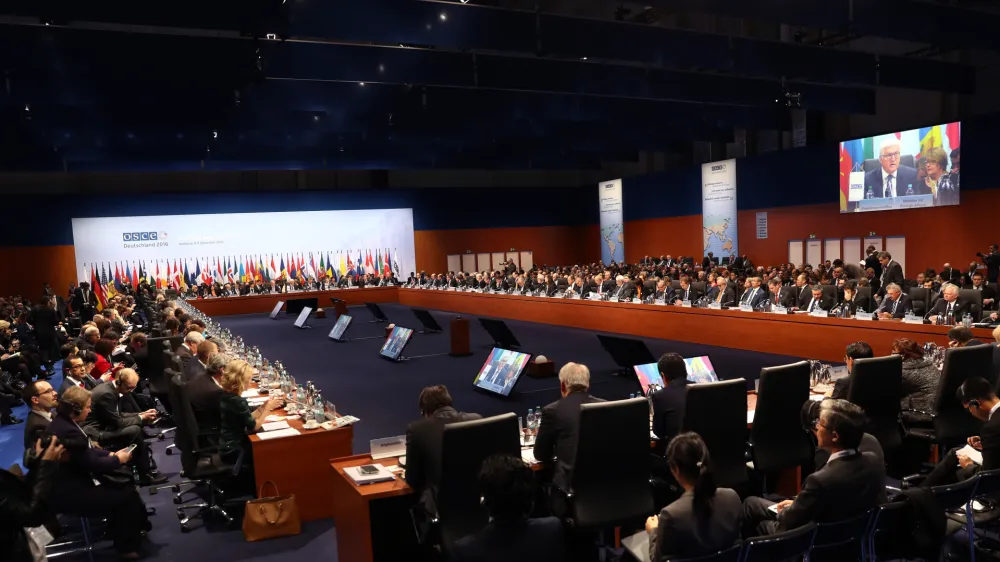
[1,437,65,562]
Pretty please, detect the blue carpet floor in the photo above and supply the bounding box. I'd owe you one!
[0,302,808,562]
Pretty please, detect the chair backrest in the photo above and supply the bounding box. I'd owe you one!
[959,288,984,321]
[165,369,200,472]
[750,361,813,472]
[692,282,707,298]
[811,509,873,557]
[436,413,519,546]
[908,287,930,316]
[973,468,1000,502]
[741,522,816,562]
[144,336,171,393]
[820,284,837,304]
[664,543,741,562]
[167,334,183,351]
[671,280,682,291]
[933,344,993,441]
[931,475,979,510]
[570,398,654,529]
[847,355,903,450]
[682,380,748,487]
[856,287,874,312]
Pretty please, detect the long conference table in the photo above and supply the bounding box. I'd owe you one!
[188,286,993,362]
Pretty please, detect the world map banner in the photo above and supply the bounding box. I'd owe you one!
[701,159,738,258]
[598,178,624,265]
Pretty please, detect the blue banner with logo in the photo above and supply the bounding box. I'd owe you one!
[598,179,624,265]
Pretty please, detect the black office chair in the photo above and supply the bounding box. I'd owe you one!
[932,475,981,562]
[670,280,681,291]
[740,522,816,562]
[960,288,985,322]
[561,398,654,551]
[682,380,748,488]
[856,287,875,313]
[847,355,903,453]
[434,413,520,553]
[691,282,707,300]
[748,362,813,492]
[820,284,837,306]
[868,501,912,561]
[808,509,873,562]
[167,370,245,532]
[663,543,741,562]
[908,287,930,317]
[935,345,992,444]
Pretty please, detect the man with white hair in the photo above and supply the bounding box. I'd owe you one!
[533,362,604,492]
[876,283,913,319]
[924,283,974,323]
[863,138,920,199]
[177,330,205,371]
[76,325,100,352]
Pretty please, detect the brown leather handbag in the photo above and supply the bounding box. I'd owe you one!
[243,480,301,542]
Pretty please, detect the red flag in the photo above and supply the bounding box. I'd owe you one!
[91,266,108,310]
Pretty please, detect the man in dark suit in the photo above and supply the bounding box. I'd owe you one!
[176,330,202,372]
[802,285,834,313]
[840,280,873,315]
[405,385,481,527]
[29,297,60,369]
[967,271,997,311]
[534,362,604,492]
[877,251,904,298]
[22,380,58,449]
[83,369,165,485]
[183,340,217,382]
[673,276,701,304]
[599,274,616,295]
[611,276,636,301]
[709,278,736,307]
[187,353,229,431]
[76,325,100,352]
[876,283,913,319]
[862,139,921,199]
[452,454,564,562]
[742,400,885,535]
[72,282,98,322]
[767,279,797,308]
[925,283,973,324]
[829,341,874,400]
[651,353,689,452]
[59,355,98,398]
[739,277,767,308]
[864,246,882,280]
[922,377,1000,489]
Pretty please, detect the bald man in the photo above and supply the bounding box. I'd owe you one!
[83,368,166,485]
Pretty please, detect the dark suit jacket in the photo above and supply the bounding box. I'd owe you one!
[863,165,921,199]
[71,288,96,312]
[710,286,736,307]
[82,381,141,432]
[802,294,834,312]
[405,406,482,515]
[600,279,616,294]
[649,488,742,562]
[58,375,96,398]
[176,345,194,371]
[776,450,885,532]
[22,410,52,450]
[795,286,813,309]
[877,293,914,318]
[924,298,973,322]
[453,517,564,562]
[613,283,636,301]
[956,410,1000,483]
[966,285,998,310]
[533,391,605,490]
[183,357,207,382]
[842,294,873,315]
[767,287,797,308]
[865,254,882,281]
[878,261,904,296]
[28,306,58,338]
[132,346,150,376]
[47,414,123,493]
[673,286,701,303]
[740,286,767,308]
[651,378,689,454]
[187,374,226,430]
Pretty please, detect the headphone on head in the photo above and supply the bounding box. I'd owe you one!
[968,399,981,410]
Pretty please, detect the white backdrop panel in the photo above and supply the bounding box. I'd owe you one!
[519,251,533,272]
[843,238,862,264]
[461,254,476,273]
[71,208,415,282]
[491,252,505,271]
[806,240,822,268]
[446,255,462,274]
[823,239,841,263]
[788,241,803,266]
[476,253,490,272]
[885,236,907,278]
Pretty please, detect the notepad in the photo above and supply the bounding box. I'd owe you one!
[255,427,301,440]
[261,420,291,432]
[344,464,396,485]
[747,410,755,424]
[264,415,286,422]
[521,449,540,465]
[957,444,984,466]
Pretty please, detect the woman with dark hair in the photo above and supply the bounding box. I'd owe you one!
[90,337,118,380]
[892,338,940,412]
[645,432,742,561]
[162,317,180,337]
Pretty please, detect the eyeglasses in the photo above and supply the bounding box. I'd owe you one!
[880,151,901,160]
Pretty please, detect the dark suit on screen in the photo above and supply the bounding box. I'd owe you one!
[533,391,605,491]
[863,165,921,199]
[405,406,482,517]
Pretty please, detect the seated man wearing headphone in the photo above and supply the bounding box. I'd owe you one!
[921,377,1000,488]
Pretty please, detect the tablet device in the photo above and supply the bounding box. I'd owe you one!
[380,326,414,361]
[472,347,532,397]
[684,356,718,384]
[328,314,353,341]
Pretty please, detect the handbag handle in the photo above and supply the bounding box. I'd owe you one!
[258,480,280,498]
[259,502,284,525]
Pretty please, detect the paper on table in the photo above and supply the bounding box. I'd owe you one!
[385,465,403,473]
[264,415,286,422]
[809,394,826,402]
[255,427,301,440]
[521,449,540,465]
[241,389,261,398]
[957,444,984,466]
[747,410,755,424]
[261,420,291,432]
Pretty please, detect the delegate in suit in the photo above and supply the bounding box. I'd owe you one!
[921,377,1000,490]
[533,363,604,492]
[876,283,914,319]
[863,139,923,199]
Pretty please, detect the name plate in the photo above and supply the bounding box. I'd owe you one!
[632,298,641,304]
[608,297,620,303]
[772,306,787,315]
[681,300,692,308]
[654,299,665,306]
[903,315,924,325]
[855,311,874,321]
[809,310,829,318]
[739,304,753,312]
[448,287,456,291]
[589,294,602,301]
[708,303,722,310]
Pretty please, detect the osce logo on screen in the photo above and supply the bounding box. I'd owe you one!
[123,232,165,242]
[711,164,727,172]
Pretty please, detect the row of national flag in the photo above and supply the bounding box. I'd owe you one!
[81,249,402,294]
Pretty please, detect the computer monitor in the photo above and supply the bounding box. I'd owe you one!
[269,301,284,319]
[472,347,532,397]
[380,326,414,361]
[328,314,353,341]
[684,355,718,384]
[293,307,312,328]
[633,363,665,396]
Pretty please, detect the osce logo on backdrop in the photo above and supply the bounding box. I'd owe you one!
[122,231,166,241]
[711,164,727,172]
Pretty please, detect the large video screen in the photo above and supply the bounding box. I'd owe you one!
[472,348,532,396]
[840,122,960,213]
[379,326,413,361]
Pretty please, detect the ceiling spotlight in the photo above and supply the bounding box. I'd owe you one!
[313,115,320,122]
[439,12,447,21]
[378,64,385,73]
[359,82,365,86]
[212,130,218,139]
[580,56,588,61]
[265,33,277,40]
[461,0,469,4]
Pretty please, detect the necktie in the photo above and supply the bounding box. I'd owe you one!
[885,174,894,198]
[809,299,816,312]
[892,299,899,315]
[716,290,722,303]
[685,289,689,300]
[948,302,954,316]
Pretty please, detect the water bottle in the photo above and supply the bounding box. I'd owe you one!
[313,393,325,422]
[865,185,874,199]
[905,184,914,196]
[518,416,524,443]
[629,393,636,400]
[946,310,955,326]
[534,406,541,429]
[526,409,536,433]
[963,312,972,328]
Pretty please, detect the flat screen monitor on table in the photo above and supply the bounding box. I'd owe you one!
[328,314,353,341]
[633,355,719,395]
[380,326,414,361]
[472,347,532,397]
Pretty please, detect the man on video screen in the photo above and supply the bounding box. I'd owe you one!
[864,138,922,199]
